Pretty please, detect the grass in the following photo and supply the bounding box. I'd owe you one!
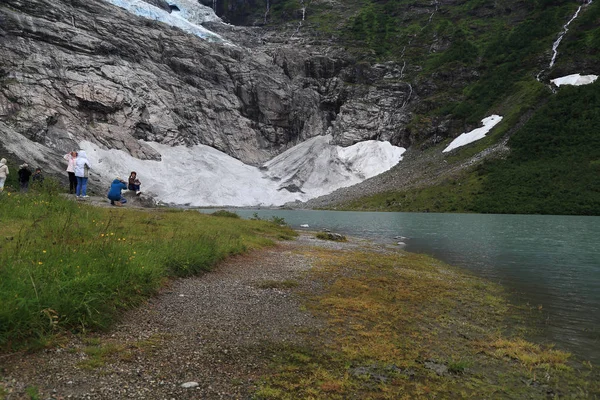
[210,210,241,218]
[0,187,296,350]
[25,386,39,400]
[337,168,484,213]
[76,334,164,370]
[256,248,599,398]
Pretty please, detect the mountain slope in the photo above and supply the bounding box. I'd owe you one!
[0,0,598,212]
[254,0,600,214]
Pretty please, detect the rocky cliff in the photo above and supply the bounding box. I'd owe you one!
[0,0,413,174]
[1,0,597,210]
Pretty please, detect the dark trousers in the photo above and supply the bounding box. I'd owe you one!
[68,172,77,193]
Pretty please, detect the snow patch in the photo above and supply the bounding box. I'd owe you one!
[551,74,598,87]
[263,135,405,199]
[442,115,503,153]
[102,0,226,42]
[80,135,405,207]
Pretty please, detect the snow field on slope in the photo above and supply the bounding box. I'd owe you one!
[81,136,405,207]
[442,115,503,153]
[551,74,598,87]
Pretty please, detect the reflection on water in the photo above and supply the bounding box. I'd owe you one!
[200,209,600,363]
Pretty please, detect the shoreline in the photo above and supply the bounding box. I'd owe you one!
[1,232,597,399]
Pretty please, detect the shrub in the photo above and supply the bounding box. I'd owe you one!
[316,232,347,242]
[210,210,240,218]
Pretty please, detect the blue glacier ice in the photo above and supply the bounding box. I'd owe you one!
[102,0,226,43]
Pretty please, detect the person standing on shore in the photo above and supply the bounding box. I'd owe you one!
[74,151,91,198]
[64,151,78,194]
[18,163,32,192]
[0,158,9,192]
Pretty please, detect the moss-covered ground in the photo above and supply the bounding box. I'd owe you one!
[256,248,599,399]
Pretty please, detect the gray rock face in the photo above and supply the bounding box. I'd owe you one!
[0,0,414,174]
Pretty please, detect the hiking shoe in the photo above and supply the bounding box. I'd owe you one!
[83,195,90,198]
[136,191,141,196]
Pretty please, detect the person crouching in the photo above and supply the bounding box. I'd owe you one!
[107,177,128,206]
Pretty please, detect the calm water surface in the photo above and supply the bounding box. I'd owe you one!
[201,209,600,362]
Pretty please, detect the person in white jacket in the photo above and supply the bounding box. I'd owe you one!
[63,151,77,194]
[0,158,9,192]
[74,150,91,198]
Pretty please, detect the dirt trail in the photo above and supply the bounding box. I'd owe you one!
[1,234,357,400]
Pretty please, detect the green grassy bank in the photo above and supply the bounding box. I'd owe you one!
[256,247,599,399]
[0,187,295,350]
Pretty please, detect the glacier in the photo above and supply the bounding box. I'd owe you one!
[79,135,405,207]
[442,115,503,153]
[101,0,226,42]
[263,135,405,199]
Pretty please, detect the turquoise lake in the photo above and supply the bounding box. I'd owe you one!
[200,209,600,363]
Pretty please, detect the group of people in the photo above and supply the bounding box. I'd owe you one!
[63,151,92,197]
[64,151,142,206]
[0,152,143,207]
[107,172,142,206]
[0,158,44,193]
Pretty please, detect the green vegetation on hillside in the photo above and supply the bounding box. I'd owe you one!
[472,81,600,215]
[340,0,585,123]
[0,189,295,349]
[338,81,600,215]
[338,169,485,213]
[245,0,600,215]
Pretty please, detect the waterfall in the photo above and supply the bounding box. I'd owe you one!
[549,0,593,68]
[401,83,413,109]
[264,0,270,24]
[400,58,407,79]
[213,0,216,13]
[291,0,306,38]
[427,0,439,25]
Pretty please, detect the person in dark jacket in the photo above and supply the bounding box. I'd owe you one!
[18,163,32,192]
[32,168,44,185]
[107,177,128,206]
[128,171,142,195]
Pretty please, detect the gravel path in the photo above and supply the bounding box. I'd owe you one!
[0,233,362,400]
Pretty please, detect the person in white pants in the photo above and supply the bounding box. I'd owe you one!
[0,158,9,192]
